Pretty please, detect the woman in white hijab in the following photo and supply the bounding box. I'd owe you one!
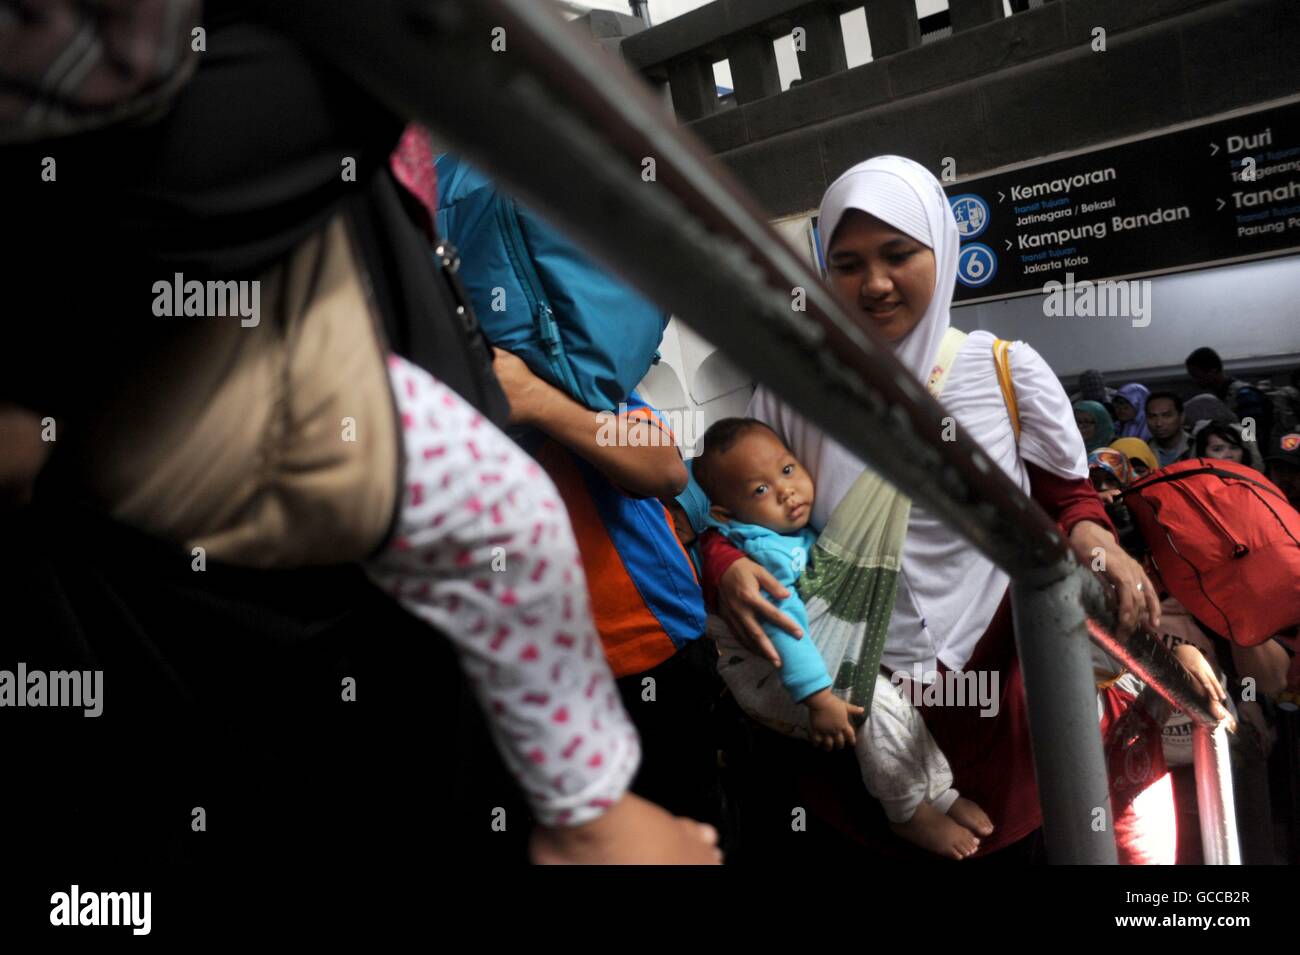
[703,156,1162,859]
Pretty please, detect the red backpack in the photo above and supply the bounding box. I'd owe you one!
[1122,458,1300,646]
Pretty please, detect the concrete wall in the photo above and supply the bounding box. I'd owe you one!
[960,255,1300,384]
[642,0,1300,219]
[617,0,1300,433]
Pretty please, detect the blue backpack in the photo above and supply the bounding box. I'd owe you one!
[434,155,669,412]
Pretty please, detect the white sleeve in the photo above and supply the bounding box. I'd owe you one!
[746,384,831,472]
[1008,340,1088,480]
[746,385,790,444]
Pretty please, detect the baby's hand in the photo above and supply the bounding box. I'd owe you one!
[804,689,865,752]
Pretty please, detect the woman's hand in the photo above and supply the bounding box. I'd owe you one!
[529,792,722,865]
[491,347,552,427]
[1172,643,1233,727]
[717,557,801,667]
[1069,519,1161,636]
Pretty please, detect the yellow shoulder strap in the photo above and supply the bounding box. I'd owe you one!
[926,326,968,397]
[993,338,1021,444]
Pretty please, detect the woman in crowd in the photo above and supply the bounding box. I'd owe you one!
[1087,447,1135,501]
[1074,400,1116,452]
[1111,436,1159,479]
[704,156,1165,860]
[1192,420,1266,471]
[1194,421,1247,462]
[1183,393,1265,470]
[1112,383,1153,441]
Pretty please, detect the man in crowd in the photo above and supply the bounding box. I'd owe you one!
[1146,391,1191,467]
[1186,347,1269,430]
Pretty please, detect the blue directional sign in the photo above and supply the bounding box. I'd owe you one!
[950,193,990,239]
[957,242,998,288]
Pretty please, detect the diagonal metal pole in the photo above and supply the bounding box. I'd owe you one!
[263,0,1235,863]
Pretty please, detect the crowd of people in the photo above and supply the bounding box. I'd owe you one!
[3,5,1297,871]
[1071,351,1300,506]
[1071,355,1300,863]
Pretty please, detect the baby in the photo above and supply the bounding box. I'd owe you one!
[694,418,993,859]
[693,419,860,748]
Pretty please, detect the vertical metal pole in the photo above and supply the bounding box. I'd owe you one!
[1011,568,1118,864]
[1192,721,1241,864]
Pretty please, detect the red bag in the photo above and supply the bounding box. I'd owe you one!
[1123,458,1300,646]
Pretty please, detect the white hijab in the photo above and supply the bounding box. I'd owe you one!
[818,155,958,388]
[750,156,1087,673]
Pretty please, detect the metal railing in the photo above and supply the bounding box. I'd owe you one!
[265,0,1239,864]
